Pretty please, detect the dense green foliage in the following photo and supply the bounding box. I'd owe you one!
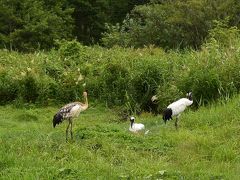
[0,96,240,178]
[0,0,74,51]
[0,24,240,113]
[1,0,240,50]
[70,0,149,45]
[0,0,148,51]
[102,0,240,49]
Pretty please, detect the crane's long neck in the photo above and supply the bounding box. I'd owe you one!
[130,121,134,128]
[82,95,88,110]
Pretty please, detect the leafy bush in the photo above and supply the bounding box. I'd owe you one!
[0,0,73,51]
[57,39,88,66]
[57,71,85,103]
[131,62,164,111]
[17,72,39,103]
[102,1,240,49]
[207,19,240,48]
[180,68,221,105]
[100,62,130,106]
[0,72,18,104]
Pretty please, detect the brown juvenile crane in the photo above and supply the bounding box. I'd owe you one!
[53,91,88,141]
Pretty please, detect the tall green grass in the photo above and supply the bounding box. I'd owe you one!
[0,26,240,112]
[0,95,239,179]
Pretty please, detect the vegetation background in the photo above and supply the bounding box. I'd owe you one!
[0,0,240,179]
[1,0,240,51]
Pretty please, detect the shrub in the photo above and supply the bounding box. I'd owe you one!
[36,76,59,105]
[100,62,130,106]
[131,62,164,111]
[207,20,240,48]
[179,68,221,106]
[0,71,18,104]
[155,84,182,111]
[17,73,39,103]
[57,39,88,66]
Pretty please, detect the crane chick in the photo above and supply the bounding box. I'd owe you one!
[163,92,193,129]
[129,116,149,134]
[53,91,88,141]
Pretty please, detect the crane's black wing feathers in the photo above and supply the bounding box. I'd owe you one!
[53,102,79,128]
[53,112,63,128]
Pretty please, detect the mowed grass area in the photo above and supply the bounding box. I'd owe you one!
[0,97,240,179]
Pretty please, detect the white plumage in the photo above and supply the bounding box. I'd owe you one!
[163,92,193,129]
[129,116,149,134]
[167,97,193,116]
[129,122,145,133]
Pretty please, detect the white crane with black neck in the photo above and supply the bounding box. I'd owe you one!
[53,91,89,141]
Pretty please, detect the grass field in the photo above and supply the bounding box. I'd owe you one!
[0,96,240,179]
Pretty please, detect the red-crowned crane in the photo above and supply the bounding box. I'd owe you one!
[53,91,88,141]
[129,116,149,134]
[162,92,193,129]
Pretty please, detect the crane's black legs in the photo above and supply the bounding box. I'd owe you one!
[66,119,73,142]
[70,120,73,140]
[175,116,179,130]
[66,121,70,142]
